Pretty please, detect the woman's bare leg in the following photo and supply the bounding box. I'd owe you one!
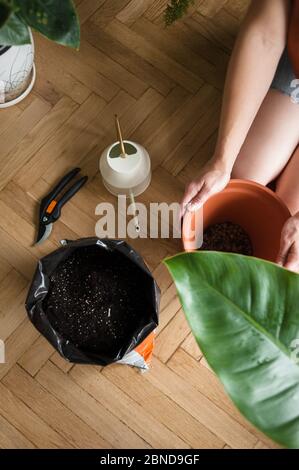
[232,89,299,184]
[276,145,299,215]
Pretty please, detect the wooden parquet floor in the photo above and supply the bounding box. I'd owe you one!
[0,0,278,449]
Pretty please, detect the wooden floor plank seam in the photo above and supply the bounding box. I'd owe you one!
[36,361,150,449]
[99,363,225,449]
[3,363,110,449]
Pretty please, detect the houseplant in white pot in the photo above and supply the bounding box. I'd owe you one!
[0,0,80,108]
[164,0,195,25]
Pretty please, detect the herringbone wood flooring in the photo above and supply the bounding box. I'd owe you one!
[0,0,278,449]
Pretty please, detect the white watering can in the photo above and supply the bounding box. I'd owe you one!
[99,116,151,198]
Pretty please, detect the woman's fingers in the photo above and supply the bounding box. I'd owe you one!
[180,163,231,218]
[277,217,299,272]
[276,236,291,266]
[180,180,204,217]
[276,214,299,271]
[189,182,212,210]
[284,243,299,272]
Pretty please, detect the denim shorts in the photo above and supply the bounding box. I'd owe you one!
[271,49,298,100]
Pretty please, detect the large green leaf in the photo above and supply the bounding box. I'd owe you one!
[165,251,299,448]
[0,1,12,28]
[0,12,30,45]
[15,0,80,48]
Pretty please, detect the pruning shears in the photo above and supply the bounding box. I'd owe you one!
[35,167,88,245]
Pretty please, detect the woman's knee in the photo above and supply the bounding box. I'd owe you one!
[231,159,248,179]
[231,157,268,185]
[275,145,299,215]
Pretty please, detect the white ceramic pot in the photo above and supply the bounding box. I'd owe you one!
[100,140,151,197]
[0,29,35,108]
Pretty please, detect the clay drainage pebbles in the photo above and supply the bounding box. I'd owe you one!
[43,245,154,358]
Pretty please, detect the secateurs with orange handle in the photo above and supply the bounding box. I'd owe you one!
[35,168,88,245]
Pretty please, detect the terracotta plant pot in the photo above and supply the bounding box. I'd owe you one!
[182,179,291,262]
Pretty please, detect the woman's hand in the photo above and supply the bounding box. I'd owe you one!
[276,212,299,272]
[180,160,231,217]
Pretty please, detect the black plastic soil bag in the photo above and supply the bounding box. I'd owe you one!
[26,238,160,367]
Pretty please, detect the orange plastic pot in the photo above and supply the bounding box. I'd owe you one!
[182,179,291,262]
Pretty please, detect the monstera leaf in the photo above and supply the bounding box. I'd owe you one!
[0,12,30,44]
[0,1,11,27]
[165,251,299,448]
[0,0,80,48]
[16,0,80,48]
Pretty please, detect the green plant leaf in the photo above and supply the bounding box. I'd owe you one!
[165,251,299,448]
[15,0,80,48]
[0,1,13,28]
[0,12,30,45]
[164,0,195,26]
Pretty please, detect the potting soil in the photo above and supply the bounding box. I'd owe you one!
[201,221,253,255]
[43,245,152,357]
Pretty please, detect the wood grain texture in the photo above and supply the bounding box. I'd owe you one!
[0,0,277,449]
